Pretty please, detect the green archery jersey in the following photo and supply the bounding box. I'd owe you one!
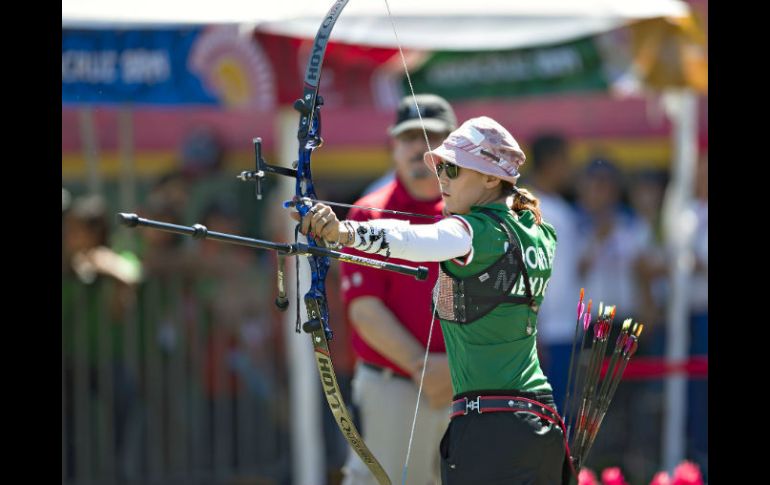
[440,202,557,395]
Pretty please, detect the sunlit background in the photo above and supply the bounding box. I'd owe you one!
[62,1,708,484]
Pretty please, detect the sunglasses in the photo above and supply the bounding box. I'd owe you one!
[435,161,461,179]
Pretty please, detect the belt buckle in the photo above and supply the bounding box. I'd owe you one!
[464,396,482,415]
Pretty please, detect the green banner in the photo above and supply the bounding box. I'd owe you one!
[404,37,608,100]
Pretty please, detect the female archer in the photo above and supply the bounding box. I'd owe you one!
[293,116,569,484]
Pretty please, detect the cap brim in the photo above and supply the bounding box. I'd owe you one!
[423,145,456,167]
[424,145,521,184]
[389,118,453,137]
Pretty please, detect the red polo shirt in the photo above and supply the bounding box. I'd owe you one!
[340,176,446,377]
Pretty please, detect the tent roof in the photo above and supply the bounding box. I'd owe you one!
[62,0,691,50]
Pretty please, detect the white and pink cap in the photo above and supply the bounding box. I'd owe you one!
[423,116,526,184]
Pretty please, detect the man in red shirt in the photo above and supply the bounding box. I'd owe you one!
[340,94,457,485]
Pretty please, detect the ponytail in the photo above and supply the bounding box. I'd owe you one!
[501,182,543,225]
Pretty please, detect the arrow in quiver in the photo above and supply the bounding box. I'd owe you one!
[560,289,644,484]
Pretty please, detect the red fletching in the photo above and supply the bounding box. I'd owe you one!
[628,339,639,358]
[583,300,593,330]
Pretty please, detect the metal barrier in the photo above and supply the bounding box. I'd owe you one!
[62,272,291,485]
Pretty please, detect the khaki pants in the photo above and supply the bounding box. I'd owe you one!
[342,363,450,485]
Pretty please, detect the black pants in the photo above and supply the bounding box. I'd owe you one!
[440,394,566,485]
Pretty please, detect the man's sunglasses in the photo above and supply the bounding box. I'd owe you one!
[436,161,460,179]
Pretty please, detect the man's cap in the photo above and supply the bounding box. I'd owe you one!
[389,94,457,137]
[423,116,526,184]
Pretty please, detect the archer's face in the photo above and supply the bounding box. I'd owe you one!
[438,163,499,215]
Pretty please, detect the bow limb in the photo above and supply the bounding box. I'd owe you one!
[293,1,391,483]
[307,298,392,485]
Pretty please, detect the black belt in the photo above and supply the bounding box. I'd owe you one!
[451,394,563,427]
[360,361,411,381]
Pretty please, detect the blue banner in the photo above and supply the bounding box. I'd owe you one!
[62,29,219,105]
